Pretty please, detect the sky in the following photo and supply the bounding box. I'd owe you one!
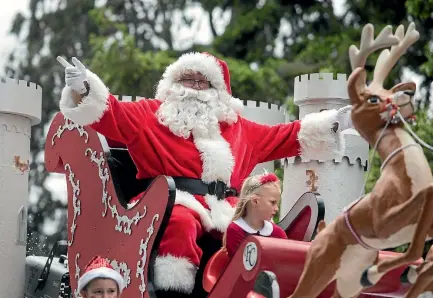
[0,0,29,75]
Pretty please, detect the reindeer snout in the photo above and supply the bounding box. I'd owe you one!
[392,90,416,121]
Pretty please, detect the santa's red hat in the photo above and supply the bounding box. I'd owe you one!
[155,52,234,99]
[77,255,125,293]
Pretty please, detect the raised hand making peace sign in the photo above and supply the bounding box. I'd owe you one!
[57,56,89,95]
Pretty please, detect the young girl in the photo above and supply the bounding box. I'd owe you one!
[223,172,288,258]
[77,255,125,298]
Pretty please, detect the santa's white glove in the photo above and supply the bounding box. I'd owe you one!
[334,105,353,132]
[57,56,88,95]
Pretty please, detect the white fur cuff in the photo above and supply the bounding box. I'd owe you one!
[298,109,345,160]
[153,255,197,294]
[174,190,214,231]
[59,70,110,126]
[205,194,235,232]
[174,190,235,232]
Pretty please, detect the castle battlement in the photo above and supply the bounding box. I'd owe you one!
[0,77,40,89]
[243,100,286,126]
[113,95,286,112]
[0,77,42,125]
[294,73,349,106]
[244,100,284,112]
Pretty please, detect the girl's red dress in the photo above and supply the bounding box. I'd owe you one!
[225,218,287,257]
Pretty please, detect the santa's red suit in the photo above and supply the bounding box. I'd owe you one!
[59,52,345,295]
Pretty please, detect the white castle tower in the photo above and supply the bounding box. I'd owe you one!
[0,78,42,296]
[241,100,286,174]
[280,73,369,223]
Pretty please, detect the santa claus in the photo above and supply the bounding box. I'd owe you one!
[57,52,351,297]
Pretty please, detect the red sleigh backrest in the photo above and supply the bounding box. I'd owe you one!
[277,192,325,242]
[99,135,152,205]
[45,113,175,298]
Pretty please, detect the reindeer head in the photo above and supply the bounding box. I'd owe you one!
[347,23,419,140]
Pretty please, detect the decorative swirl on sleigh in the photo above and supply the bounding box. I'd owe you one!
[137,214,159,297]
[85,148,147,235]
[51,117,89,145]
[64,164,81,246]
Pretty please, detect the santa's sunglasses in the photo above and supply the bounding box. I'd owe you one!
[178,79,211,89]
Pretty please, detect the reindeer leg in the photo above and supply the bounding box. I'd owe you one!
[331,281,362,298]
[401,264,422,285]
[362,184,433,286]
[332,292,361,298]
[333,246,377,298]
[405,261,433,298]
[288,232,344,298]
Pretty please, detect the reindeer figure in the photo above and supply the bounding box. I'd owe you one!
[403,245,433,298]
[288,22,431,298]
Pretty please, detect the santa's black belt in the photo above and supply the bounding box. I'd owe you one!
[145,177,238,201]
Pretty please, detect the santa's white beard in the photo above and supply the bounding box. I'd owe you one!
[156,83,241,139]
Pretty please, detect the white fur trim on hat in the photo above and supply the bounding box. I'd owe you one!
[77,267,125,293]
[156,52,227,99]
[298,109,345,160]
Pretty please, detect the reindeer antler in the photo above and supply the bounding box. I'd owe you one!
[371,22,420,89]
[349,24,400,71]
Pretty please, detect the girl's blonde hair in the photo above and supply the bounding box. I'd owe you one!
[222,172,280,250]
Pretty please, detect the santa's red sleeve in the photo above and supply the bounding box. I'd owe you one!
[59,70,151,145]
[225,222,247,258]
[240,109,344,161]
[271,224,288,240]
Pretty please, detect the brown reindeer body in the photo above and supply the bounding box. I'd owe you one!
[289,23,433,298]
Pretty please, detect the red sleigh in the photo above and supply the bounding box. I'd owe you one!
[45,112,422,298]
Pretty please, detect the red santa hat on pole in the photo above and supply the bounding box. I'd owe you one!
[155,52,238,103]
[77,255,125,293]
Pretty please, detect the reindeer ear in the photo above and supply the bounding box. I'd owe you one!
[347,67,367,105]
[391,81,416,93]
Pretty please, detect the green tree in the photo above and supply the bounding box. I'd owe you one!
[87,8,289,103]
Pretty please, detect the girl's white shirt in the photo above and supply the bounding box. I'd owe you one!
[233,218,273,236]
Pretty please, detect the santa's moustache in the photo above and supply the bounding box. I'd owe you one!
[156,84,239,139]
